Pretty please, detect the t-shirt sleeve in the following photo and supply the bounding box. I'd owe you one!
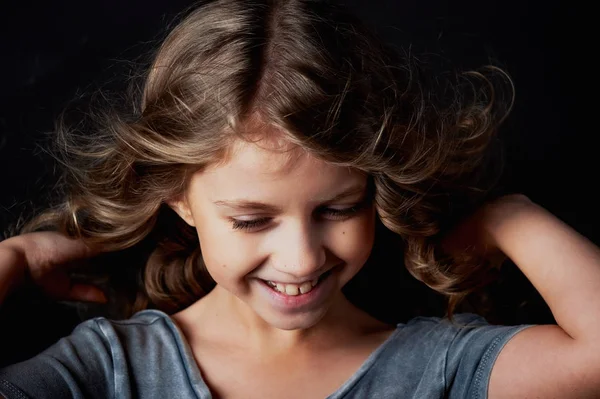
[444,313,533,399]
[0,319,116,399]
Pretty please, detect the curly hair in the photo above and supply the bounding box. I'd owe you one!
[22,0,514,319]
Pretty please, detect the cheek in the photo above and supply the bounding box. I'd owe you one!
[196,223,262,281]
[333,211,376,266]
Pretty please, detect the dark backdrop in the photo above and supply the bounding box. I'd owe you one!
[0,0,594,365]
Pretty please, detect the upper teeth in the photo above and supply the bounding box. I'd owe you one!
[266,278,319,296]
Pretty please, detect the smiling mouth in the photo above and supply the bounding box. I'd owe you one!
[262,270,333,296]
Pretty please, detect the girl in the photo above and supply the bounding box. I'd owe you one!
[1,0,599,397]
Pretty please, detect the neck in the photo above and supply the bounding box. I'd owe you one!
[177,285,378,356]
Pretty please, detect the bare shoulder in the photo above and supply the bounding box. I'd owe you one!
[489,324,600,398]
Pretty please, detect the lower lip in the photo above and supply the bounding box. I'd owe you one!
[257,270,336,311]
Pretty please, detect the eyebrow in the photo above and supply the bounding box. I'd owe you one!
[213,183,367,212]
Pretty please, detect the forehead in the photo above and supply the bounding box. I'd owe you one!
[224,135,305,176]
[195,137,365,198]
[212,137,355,180]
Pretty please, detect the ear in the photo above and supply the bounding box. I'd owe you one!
[166,196,196,227]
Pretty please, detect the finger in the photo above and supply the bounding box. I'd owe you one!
[65,283,108,303]
[33,232,103,268]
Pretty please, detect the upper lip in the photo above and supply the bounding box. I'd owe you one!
[260,269,332,285]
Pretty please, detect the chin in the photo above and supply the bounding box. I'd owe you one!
[259,307,330,331]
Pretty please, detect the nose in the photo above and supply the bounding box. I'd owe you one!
[271,220,327,279]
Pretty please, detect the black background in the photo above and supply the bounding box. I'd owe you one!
[0,0,595,364]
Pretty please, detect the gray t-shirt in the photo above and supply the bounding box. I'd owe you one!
[0,310,531,398]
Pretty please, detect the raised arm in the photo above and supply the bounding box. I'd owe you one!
[0,242,26,305]
[0,232,107,307]
[465,195,600,398]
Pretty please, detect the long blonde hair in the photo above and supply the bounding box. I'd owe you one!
[22,0,513,319]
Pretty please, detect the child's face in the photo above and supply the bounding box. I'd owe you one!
[171,137,375,331]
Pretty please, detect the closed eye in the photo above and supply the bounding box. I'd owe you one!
[231,217,271,231]
[319,205,362,220]
[230,200,370,232]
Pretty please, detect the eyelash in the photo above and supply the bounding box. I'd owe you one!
[231,205,365,231]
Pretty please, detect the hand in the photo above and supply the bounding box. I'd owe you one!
[441,194,534,262]
[1,231,107,303]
